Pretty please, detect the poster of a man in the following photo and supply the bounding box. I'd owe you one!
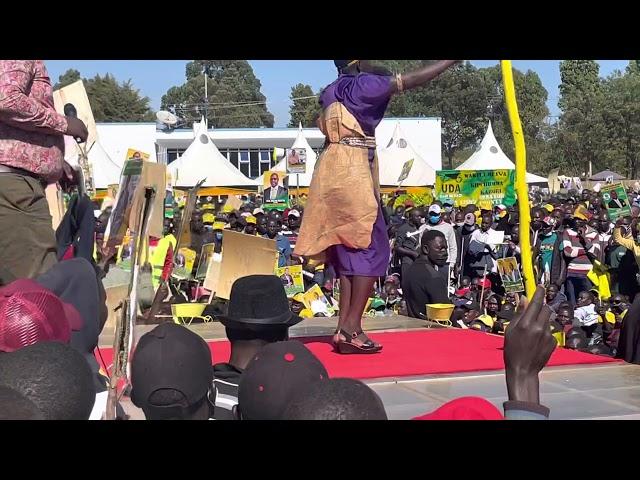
[280,267,294,286]
[126,148,150,162]
[497,257,524,293]
[286,148,307,174]
[263,171,289,206]
[607,190,627,209]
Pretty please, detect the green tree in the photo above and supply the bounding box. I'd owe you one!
[54,70,154,122]
[600,67,640,178]
[54,69,81,89]
[377,61,491,169]
[161,60,274,128]
[288,83,320,127]
[555,60,607,175]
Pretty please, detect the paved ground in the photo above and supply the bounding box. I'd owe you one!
[103,312,640,420]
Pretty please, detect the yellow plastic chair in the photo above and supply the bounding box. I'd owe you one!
[171,303,212,326]
[426,304,455,328]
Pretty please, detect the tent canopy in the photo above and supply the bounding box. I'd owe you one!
[456,122,547,184]
[168,118,258,188]
[589,170,626,181]
[377,122,436,186]
[273,123,318,186]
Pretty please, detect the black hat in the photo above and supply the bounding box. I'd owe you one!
[131,323,213,413]
[497,309,515,322]
[237,340,328,420]
[218,275,303,331]
[334,60,357,71]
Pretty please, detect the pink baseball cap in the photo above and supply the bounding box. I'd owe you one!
[0,279,83,353]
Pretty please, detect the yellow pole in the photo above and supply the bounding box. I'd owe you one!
[501,60,536,298]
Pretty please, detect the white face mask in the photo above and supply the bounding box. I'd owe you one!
[421,217,426,224]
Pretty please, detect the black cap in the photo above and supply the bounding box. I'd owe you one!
[237,340,328,420]
[131,323,213,412]
[334,60,355,70]
[218,275,303,331]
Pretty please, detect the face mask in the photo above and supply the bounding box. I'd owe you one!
[420,217,426,224]
[444,206,453,213]
[215,232,223,241]
[429,215,440,225]
[456,222,464,228]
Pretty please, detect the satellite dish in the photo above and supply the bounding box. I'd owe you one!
[156,110,179,126]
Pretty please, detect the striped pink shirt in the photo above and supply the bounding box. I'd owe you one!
[562,227,600,276]
[0,60,68,183]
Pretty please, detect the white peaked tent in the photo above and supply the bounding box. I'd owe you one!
[456,122,547,184]
[273,123,318,186]
[168,118,259,188]
[377,122,436,186]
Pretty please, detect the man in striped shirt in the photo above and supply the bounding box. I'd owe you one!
[562,209,600,307]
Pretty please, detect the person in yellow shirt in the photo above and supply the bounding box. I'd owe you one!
[150,223,177,289]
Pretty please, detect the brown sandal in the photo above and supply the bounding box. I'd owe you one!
[335,329,382,354]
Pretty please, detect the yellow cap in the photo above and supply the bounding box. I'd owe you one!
[543,204,554,213]
[292,293,305,302]
[476,314,495,328]
[202,213,215,224]
[246,215,257,225]
[222,204,234,213]
[212,222,226,231]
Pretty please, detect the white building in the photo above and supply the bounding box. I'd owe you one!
[93,117,442,184]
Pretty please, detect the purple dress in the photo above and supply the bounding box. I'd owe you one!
[319,73,392,277]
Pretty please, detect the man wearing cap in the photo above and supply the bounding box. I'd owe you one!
[237,340,327,420]
[130,323,215,420]
[562,207,600,306]
[264,218,292,267]
[244,215,258,236]
[213,275,303,420]
[281,209,301,249]
[533,214,565,287]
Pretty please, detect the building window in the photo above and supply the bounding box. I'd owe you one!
[239,151,250,163]
[167,148,186,164]
[228,150,239,168]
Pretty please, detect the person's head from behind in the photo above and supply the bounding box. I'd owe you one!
[394,205,405,217]
[237,340,328,420]
[461,276,471,288]
[0,386,45,420]
[131,323,214,420]
[421,230,447,267]
[0,342,94,420]
[220,275,303,370]
[577,291,595,308]
[283,378,387,420]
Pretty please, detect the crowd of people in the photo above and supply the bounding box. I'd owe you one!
[4,59,640,420]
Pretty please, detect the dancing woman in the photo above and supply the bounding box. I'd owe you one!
[295,60,459,354]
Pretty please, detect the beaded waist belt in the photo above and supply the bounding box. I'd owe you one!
[337,136,377,149]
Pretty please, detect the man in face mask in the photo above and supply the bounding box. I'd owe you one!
[458,212,478,279]
[419,204,458,275]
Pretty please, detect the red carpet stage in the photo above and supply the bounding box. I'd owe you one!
[96,328,619,380]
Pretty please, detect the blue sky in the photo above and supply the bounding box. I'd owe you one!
[44,60,629,127]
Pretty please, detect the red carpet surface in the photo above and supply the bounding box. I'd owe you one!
[96,328,619,380]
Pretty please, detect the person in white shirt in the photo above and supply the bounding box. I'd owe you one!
[574,291,603,343]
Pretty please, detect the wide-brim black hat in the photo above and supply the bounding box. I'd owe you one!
[218,275,303,331]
